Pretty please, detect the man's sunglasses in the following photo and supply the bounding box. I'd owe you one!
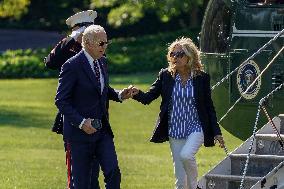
[97,40,111,47]
[169,51,186,58]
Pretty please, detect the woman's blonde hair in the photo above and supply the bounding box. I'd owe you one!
[167,37,203,77]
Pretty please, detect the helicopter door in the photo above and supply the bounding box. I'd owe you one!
[229,49,273,104]
[200,0,232,53]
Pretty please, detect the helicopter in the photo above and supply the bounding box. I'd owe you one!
[199,0,284,140]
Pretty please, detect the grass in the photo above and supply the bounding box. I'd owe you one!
[0,73,242,189]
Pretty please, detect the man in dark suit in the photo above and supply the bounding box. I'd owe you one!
[45,10,101,189]
[55,24,131,189]
[45,10,98,134]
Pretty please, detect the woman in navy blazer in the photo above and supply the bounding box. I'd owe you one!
[132,37,225,189]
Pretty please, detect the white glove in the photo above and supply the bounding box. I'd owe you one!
[69,26,86,40]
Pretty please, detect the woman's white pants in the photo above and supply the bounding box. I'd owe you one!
[169,132,204,189]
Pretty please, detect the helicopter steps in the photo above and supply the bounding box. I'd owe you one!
[198,114,284,189]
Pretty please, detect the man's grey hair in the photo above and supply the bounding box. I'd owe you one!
[82,25,106,48]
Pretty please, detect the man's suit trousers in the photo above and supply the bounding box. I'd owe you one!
[68,129,121,189]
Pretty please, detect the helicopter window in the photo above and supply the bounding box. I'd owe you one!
[200,0,231,53]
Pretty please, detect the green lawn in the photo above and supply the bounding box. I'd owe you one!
[0,73,242,189]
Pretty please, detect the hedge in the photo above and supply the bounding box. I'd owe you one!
[0,28,199,78]
[0,49,58,78]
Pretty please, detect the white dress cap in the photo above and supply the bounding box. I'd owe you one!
[66,10,97,27]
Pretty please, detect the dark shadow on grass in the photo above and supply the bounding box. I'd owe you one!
[0,107,53,129]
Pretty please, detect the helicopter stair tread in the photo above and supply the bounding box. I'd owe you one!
[250,161,284,189]
[229,154,284,159]
[255,133,284,139]
[230,154,284,177]
[197,115,284,189]
[205,174,262,181]
[255,134,284,155]
[204,174,262,189]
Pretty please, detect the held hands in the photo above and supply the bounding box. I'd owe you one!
[120,85,139,100]
[128,85,139,97]
[81,118,97,134]
[214,135,225,148]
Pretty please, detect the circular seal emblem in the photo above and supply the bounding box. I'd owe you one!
[237,60,261,99]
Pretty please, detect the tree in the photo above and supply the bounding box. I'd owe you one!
[0,0,90,30]
[90,0,203,28]
[0,0,31,19]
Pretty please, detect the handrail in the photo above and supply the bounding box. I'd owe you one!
[239,82,284,189]
[261,105,284,151]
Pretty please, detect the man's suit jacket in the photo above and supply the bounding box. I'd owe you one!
[55,50,120,142]
[45,37,82,134]
[133,68,221,147]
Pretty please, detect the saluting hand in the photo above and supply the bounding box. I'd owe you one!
[69,26,86,43]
